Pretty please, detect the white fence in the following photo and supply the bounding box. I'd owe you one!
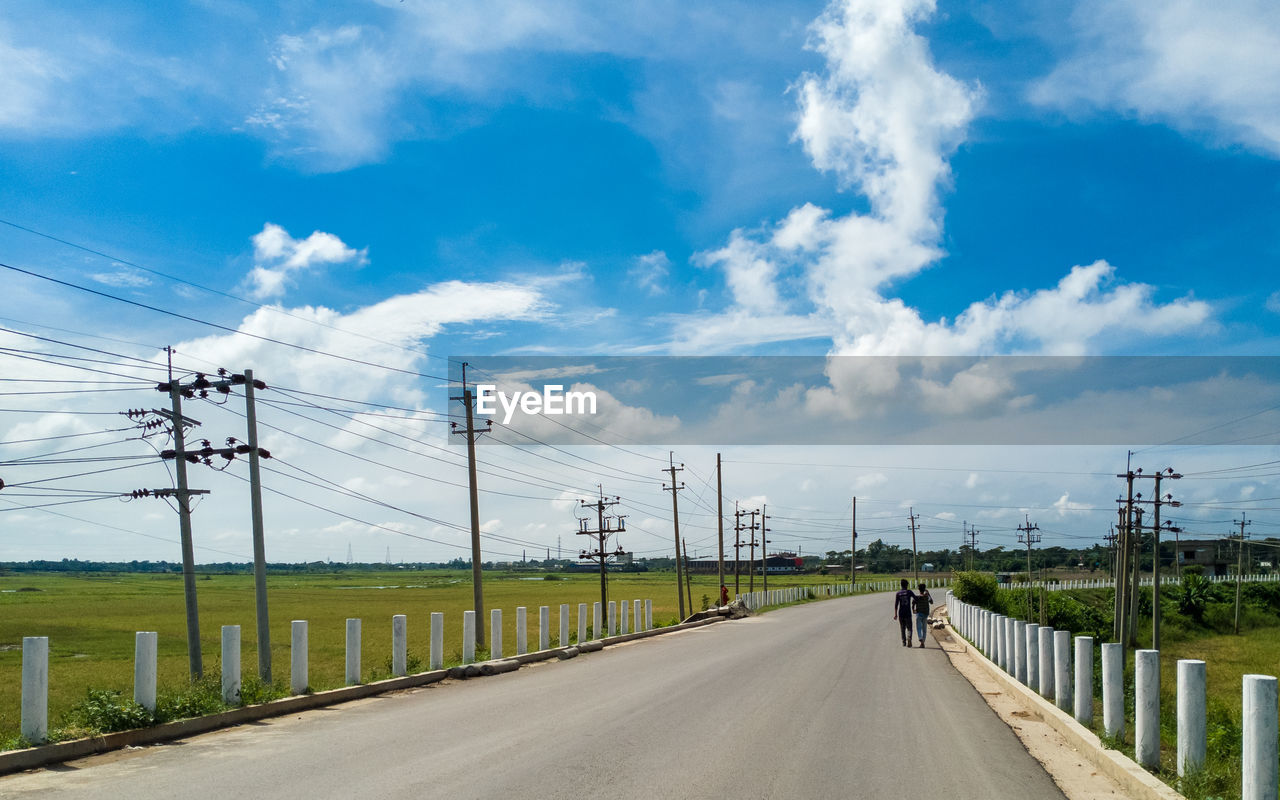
[947,590,1279,800]
[15,598,652,746]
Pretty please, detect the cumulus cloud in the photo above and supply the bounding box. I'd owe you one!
[245,223,367,299]
[677,0,1211,373]
[1031,0,1280,156]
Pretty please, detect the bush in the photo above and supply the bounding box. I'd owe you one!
[70,689,153,733]
[951,571,1001,611]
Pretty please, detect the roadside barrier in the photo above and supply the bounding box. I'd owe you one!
[948,589,1280,800]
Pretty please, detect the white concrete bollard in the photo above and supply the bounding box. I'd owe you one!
[634,600,642,633]
[1004,617,1015,672]
[1243,674,1279,800]
[222,625,241,704]
[593,601,602,640]
[1039,629,1055,697]
[577,603,587,644]
[345,618,361,684]
[290,620,308,695]
[620,598,629,635]
[1014,620,1027,684]
[1054,630,1071,710]
[462,610,475,665]
[430,612,443,670]
[1026,624,1039,689]
[516,607,527,656]
[608,601,616,637]
[559,604,569,648]
[21,636,48,743]
[1176,659,1206,777]
[392,614,408,676]
[1074,636,1093,725]
[993,615,1003,667]
[539,606,550,651]
[491,608,503,658]
[134,631,158,712]
[1135,649,1160,769]
[1102,642,1124,738]
[645,599,652,630]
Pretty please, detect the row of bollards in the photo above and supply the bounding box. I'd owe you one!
[949,592,1280,800]
[17,599,654,745]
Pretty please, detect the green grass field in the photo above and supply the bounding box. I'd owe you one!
[0,569,899,745]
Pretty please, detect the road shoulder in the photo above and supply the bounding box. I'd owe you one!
[933,625,1130,800]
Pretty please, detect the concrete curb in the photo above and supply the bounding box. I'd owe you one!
[0,612,730,776]
[944,621,1184,800]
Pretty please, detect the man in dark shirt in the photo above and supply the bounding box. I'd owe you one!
[893,578,915,647]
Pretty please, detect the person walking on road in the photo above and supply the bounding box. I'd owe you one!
[913,583,933,648]
[893,578,915,647]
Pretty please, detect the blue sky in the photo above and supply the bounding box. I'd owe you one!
[2,0,1279,564]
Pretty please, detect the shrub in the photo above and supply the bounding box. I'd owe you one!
[951,571,1001,611]
[70,689,153,733]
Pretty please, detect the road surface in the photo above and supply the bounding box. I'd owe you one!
[0,591,1065,799]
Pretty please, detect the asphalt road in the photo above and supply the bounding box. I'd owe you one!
[0,592,1065,799]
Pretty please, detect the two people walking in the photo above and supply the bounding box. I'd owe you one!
[892,578,933,648]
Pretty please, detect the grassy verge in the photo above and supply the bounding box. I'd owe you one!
[1,569,901,745]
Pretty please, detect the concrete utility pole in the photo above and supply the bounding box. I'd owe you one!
[1129,506,1143,648]
[1115,461,1137,646]
[748,509,760,593]
[451,363,492,649]
[851,497,857,589]
[1018,516,1041,623]
[1235,515,1252,635]
[1137,468,1181,650]
[761,504,770,594]
[733,502,744,596]
[716,453,725,596]
[662,453,686,620]
[966,523,980,571]
[683,539,693,614]
[155,348,205,680]
[239,369,272,681]
[577,486,625,612]
[908,508,920,583]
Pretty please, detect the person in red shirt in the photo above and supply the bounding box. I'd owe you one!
[893,578,915,647]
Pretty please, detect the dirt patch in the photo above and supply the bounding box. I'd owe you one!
[934,627,1128,800]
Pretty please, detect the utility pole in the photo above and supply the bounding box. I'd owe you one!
[908,508,920,583]
[662,453,686,620]
[1104,527,1117,581]
[683,539,693,613]
[451,363,492,649]
[1136,468,1181,650]
[748,509,760,593]
[716,453,725,598]
[761,504,770,594]
[577,486,624,612]
[1017,516,1040,623]
[157,349,204,680]
[1115,461,1138,645]
[1234,515,1252,635]
[965,523,980,571]
[1129,506,1143,648]
[850,497,857,589]
[733,502,744,596]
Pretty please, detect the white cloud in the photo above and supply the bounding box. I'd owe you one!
[676,0,1211,364]
[246,223,367,299]
[1031,0,1280,156]
[89,267,152,289]
[629,251,671,296]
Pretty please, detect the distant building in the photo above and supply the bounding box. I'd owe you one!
[685,552,803,575]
